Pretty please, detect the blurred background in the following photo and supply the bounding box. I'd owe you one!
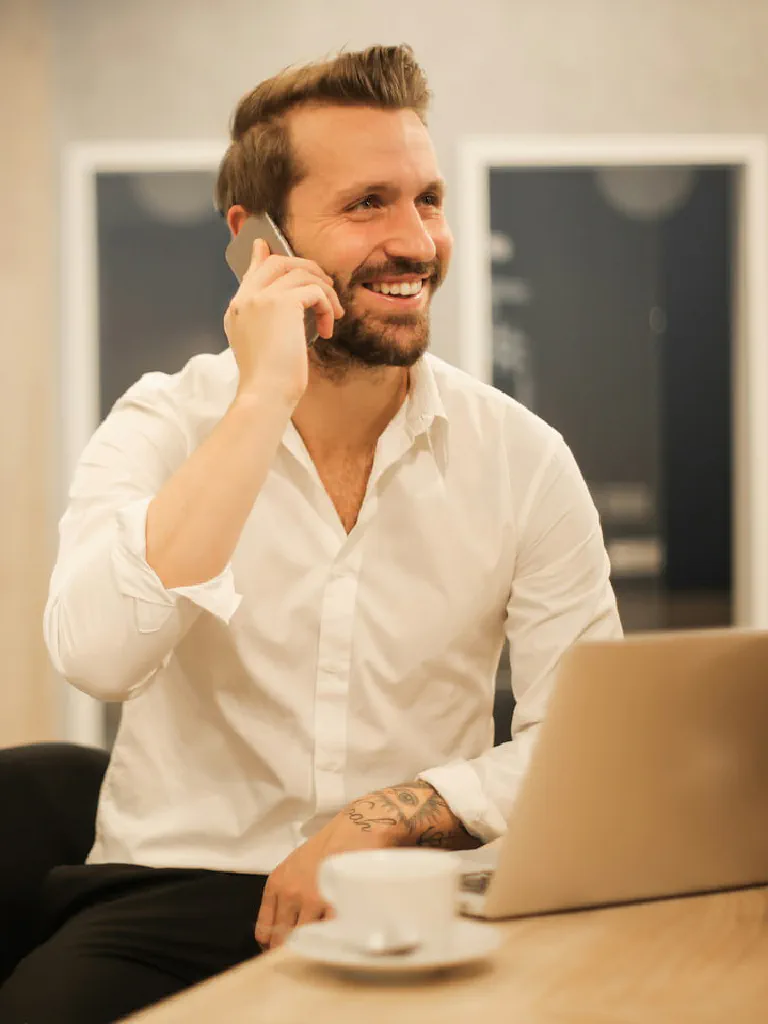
[3,0,768,747]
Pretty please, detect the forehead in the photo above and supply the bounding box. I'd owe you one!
[287,104,440,196]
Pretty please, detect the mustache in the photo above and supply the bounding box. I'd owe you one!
[349,257,442,287]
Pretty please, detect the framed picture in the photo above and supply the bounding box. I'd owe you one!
[61,141,230,745]
[458,136,768,639]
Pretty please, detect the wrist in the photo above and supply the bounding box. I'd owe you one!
[229,385,298,421]
[340,792,410,846]
[342,782,477,851]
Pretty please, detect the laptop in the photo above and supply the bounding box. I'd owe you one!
[458,628,768,919]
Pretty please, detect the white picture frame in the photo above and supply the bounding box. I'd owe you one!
[60,141,228,746]
[458,135,768,632]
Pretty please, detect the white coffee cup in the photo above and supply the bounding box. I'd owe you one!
[317,848,460,952]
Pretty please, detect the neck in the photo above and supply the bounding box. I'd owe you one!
[292,362,410,459]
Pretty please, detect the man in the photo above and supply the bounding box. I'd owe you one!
[0,44,621,1023]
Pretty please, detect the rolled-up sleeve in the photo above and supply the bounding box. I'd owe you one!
[418,434,623,842]
[44,381,242,702]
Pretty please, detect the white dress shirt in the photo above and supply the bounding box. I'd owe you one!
[45,350,622,874]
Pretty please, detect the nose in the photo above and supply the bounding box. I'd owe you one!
[384,203,437,263]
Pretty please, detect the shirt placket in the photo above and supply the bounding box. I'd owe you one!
[312,544,363,816]
[294,407,422,818]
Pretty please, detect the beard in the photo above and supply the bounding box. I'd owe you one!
[310,256,444,377]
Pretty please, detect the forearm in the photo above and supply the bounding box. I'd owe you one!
[343,780,482,851]
[146,391,294,589]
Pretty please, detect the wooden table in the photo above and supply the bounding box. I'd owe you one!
[127,887,768,1024]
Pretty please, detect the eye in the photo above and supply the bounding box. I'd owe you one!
[350,194,383,212]
[419,192,442,208]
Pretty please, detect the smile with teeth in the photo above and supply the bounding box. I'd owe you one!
[363,279,426,297]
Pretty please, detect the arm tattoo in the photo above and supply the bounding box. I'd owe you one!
[343,780,481,851]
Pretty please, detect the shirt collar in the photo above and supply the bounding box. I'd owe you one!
[403,355,449,474]
[405,354,448,436]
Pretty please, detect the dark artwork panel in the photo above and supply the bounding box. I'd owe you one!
[488,164,732,643]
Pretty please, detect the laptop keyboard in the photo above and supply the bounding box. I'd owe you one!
[460,870,493,894]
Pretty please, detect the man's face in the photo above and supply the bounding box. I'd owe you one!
[283,104,453,371]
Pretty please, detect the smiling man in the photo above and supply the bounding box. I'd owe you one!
[0,45,621,1024]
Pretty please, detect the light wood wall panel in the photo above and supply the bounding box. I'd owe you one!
[0,0,57,746]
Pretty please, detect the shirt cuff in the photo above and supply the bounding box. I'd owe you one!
[111,497,243,632]
[416,761,508,844]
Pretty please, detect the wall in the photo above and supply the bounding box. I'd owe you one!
[0,0,57,745]
[5,0,768,741]
[52,0,768,367]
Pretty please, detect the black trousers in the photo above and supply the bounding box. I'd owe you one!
[0,863,268,1024]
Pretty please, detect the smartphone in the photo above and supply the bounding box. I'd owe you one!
[225,213,319,346]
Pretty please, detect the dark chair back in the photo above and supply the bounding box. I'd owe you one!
[0,742,109,984]
[492,687,516,747]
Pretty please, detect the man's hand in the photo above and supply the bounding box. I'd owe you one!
[224,237,344,408]
[255,780,480,950]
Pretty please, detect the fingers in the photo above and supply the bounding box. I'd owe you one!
[288,284,340,340]
[255,879,329,951]
[254,885,277,950]
[246,237,271,275]
[254,882,301,951]
[268,898,326,949]
[270,901,301,949]
[295,900,330,930]
[269,269,344,318]
[244,250,334,292]
[236,254,342,341]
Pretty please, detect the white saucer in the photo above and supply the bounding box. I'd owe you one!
[285,918,502,975]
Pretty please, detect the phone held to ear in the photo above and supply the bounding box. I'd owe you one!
[225,213,320,346]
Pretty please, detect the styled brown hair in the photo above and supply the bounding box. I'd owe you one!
[214,45,431,228]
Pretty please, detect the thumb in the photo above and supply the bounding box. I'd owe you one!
[248,236,270,270]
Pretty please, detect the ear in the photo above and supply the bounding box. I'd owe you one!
[226,205,249,238]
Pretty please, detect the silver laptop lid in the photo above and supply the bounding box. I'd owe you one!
[482,629,768,919]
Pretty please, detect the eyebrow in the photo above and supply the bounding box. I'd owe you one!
[334,178,447,206]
